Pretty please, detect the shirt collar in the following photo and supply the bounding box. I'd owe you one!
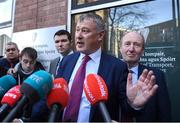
[68,50,73,55]
[80,48,101,63]
[130,65,139,75]
[59,50,73,59]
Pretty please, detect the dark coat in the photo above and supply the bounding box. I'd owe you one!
[135,64,171,121]
[0,58,19,77]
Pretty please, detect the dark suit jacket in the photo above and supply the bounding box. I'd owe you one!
[49,57,60,76]
[0,58,19,77]
[56,52,133,122]
[135,64,171,121]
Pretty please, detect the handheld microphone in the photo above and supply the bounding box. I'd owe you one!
[0,85,21,120]
[0,75,17,99]
[3,70,53,122]
[47,78,69,122]
[84,74,111,122]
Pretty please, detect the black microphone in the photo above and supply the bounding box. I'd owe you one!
[47,78,69,122]
[21,103,33,122]
[3,70,53,122]
[83,74,111,122]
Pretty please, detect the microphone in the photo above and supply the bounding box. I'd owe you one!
[3,70,53,122]
[83,74,111,122]
[0,85,22,120]
[0,75,17,99]
[47,78,69,122]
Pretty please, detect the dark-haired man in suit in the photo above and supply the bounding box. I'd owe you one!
[56,13,158,122]
[49,30,73,77]
[120,31,171,121]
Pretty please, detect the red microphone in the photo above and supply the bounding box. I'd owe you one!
[84,74,111,122]
[47,78,69,122]
[0,85,22,120]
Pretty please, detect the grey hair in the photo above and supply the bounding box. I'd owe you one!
[78,12,105,32]
[6,42,19,51]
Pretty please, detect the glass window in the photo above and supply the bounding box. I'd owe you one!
[0,0,14,56]
[76,0,99,5]
[0,27,12,56]
[72,0,119,9]
[0,0,14,28]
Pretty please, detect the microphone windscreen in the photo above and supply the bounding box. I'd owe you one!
[0,75,16,98]
[1,85,22,107]
[47,78,69,108]
[20,70,53,102]
[84,74,108,105]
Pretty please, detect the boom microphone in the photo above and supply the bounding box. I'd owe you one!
[0,75,17,99]
[3,70,53,122]
[0,85,21,120]
[47,78,69,122]
[83,74,111,122]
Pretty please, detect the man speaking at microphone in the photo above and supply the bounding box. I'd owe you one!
[56,12,158,122]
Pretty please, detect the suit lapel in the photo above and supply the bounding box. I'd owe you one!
[50,57,60,76]
[138,64,145,78]
[63,52,80,83]
[97,52,109,78]
[54,57,60,75]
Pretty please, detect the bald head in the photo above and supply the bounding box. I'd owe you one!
[120,31,145,68]
[121,31,145,49]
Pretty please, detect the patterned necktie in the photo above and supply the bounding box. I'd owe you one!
[63,55,90,122]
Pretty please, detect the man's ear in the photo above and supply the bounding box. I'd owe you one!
[119,47,122,54]
[70,40,73,47]
[19,57,22,61]
[98,31,105,43]
[141,49,145,56]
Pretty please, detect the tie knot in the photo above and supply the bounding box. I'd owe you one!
[83,55,90,64]
[129,69,134,73]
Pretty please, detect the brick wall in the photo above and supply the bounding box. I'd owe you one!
[14,0,67,32]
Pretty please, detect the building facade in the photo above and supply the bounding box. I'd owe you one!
[0,0,180,121]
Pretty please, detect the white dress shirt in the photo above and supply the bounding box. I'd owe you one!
[63,48,101,122]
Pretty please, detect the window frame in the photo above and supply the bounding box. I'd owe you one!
[0,0,15,28]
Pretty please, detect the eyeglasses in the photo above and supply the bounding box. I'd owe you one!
[6,48,17,52]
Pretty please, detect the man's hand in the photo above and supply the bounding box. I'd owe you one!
[127,69,158,108]
[7,68,16,74]
[7,68,17,77]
